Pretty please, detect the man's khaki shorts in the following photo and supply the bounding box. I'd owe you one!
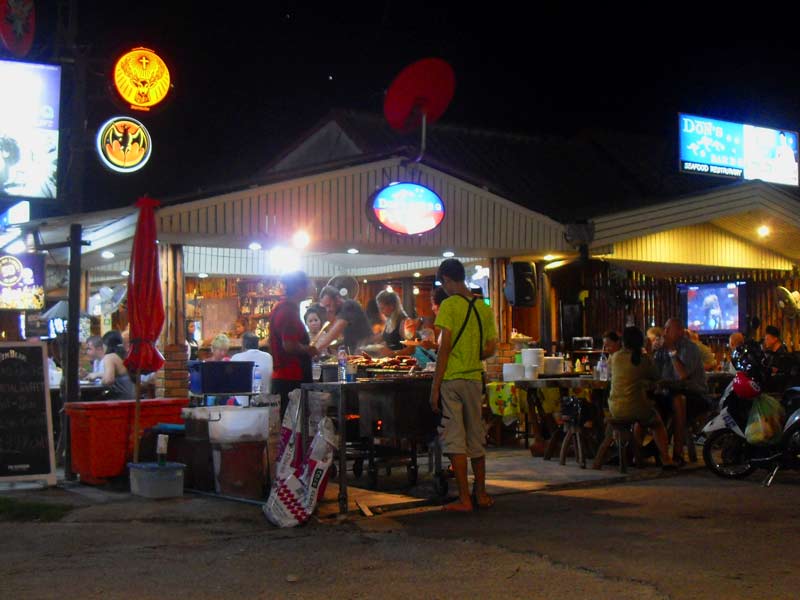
[438,379,485,458]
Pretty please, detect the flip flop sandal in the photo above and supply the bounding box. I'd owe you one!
[442,501,474,513]
[475,496,495,510]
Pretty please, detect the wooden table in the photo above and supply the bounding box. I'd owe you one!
[512,375,610,390]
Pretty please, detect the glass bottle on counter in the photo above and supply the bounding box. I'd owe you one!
[337,346,348,382]
[253,367,262,393]
[595,353,609,381]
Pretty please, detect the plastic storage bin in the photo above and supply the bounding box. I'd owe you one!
[188,360,254,394]
[206,406,270,443]
[65,398,189,484]
[187,406,273,500]
[128,462,186,498]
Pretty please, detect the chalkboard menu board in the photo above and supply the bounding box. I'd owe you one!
[0,341,56,485]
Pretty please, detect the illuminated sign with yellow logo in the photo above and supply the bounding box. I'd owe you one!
[113,47,171,111]
[0,254,44,310]
[96,116,152,174]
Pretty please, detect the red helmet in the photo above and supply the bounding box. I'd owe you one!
[732,372,760,399]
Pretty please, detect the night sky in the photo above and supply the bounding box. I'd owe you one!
[12,3,800,213]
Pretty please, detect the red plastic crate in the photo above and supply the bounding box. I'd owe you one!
[65,398,189,484]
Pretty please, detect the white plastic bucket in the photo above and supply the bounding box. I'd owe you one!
[521,348,545,366]
[503,363,525,381]
[205,406,270,443]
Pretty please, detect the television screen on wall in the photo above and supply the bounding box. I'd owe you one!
[678,280,747,335]
[678,113,798,187]
[0,59,62,200]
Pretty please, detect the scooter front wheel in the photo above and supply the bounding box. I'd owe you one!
[702,429,756,479]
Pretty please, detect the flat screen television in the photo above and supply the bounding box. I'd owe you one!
[678,281,747,335]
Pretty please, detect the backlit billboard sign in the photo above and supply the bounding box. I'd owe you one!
[679,113,798,186]
[0,59,61,200]
[368,182,445,236]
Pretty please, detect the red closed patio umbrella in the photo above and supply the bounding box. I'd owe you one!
[124,195,165,462]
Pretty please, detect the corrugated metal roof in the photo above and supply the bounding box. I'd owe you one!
[259,109,800,223]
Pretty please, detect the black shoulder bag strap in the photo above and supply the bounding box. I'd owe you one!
[450,296,483,356]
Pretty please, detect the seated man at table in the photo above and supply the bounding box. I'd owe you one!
[686,329,717,371]
[652,317,708,465]
[763,325,790,371]
[79,336,105,380]
[231,332,273,406]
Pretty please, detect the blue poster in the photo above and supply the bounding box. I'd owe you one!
[678,113,798,186]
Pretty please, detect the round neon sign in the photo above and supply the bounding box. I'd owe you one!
[113,47,171,111]
[369,182,445,236]
[96,116,152,174]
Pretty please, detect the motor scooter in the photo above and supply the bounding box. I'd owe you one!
[702,341,800,486]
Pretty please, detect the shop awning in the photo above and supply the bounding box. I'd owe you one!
[589,180,800,273]
[156,156,569,264]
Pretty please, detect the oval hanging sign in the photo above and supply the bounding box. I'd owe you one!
[112,47,171,111]
[369,182,445,236]
[96,116,152,173]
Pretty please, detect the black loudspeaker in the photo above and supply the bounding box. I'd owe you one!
[504,262,537,307]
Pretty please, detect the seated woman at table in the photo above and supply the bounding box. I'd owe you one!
[608,326,674,469]
[208,333,231,361]
[98,330,136,400]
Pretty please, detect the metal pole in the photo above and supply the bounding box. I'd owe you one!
[63,223,82,480]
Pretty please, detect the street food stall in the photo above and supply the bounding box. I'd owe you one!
[301,369,438,514]
[23,112,800,506]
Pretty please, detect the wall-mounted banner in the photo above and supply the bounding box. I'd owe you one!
[679,113,799,186]
[368,182,445,236]
[112,47,171,111]
[0,253,44,310]
[96,116,152,173]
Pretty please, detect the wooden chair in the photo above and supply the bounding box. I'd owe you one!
[592,417,641,473]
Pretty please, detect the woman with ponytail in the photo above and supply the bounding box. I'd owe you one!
[609,326,675,469]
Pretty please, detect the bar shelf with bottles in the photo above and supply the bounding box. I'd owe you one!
[238,280,281,340]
